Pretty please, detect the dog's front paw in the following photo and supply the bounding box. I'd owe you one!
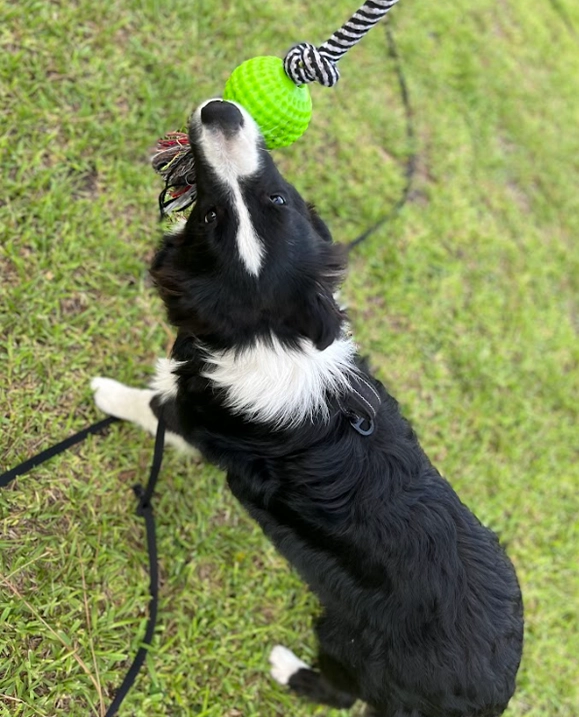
[269,645,309,686]
[91,377,133,420]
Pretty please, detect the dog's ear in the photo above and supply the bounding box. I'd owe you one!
[291,241,347,351]
[294,291,344,350]
[307,204,334,244]
[150,240,212,335]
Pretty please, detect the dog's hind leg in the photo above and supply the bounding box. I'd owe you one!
[269,645,358,709]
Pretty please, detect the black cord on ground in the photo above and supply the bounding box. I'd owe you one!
[104,416,165,717]
[0,414,165,717]
[348,20,416,251]
[0,416,119,487]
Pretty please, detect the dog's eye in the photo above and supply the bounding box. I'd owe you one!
[269,194,286,205]
[204,209,217,224]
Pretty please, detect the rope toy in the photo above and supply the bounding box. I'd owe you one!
[152,0,401,216]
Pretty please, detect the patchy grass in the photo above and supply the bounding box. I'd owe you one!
[1,0,578,715]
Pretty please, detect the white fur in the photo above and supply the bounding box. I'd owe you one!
[194,99,262,182]
[149,357,182,402]
[91,377,193,453]
[166,216,187,237]
[228,183,264,276]
[269,645,309,685]
[192,99,264,276]
[201,334,358,428]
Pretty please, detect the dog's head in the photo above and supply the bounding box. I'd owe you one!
[151,99,346,351]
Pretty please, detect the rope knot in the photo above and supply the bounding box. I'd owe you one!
[283,42,340,87]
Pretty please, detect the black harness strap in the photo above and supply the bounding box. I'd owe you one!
[0,415,166,717]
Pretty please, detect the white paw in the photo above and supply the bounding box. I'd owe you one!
[269,645,309,686]
[91,377,134,419]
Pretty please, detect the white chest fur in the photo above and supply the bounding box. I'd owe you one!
[201,334,358,427]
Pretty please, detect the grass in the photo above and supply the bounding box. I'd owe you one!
[1,0,578,715]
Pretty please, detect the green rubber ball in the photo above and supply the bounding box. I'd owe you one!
[223,56,312,149]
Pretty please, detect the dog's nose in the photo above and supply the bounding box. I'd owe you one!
[200,100,244,134]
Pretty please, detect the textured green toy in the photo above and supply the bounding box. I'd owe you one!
[223,56,312,150]
[152,0,402,215]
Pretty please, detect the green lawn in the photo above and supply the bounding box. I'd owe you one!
[1,0,578,715]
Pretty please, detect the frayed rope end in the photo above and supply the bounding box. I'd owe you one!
[151,132,197,217]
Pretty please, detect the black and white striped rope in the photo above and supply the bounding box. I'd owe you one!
[283,0,400,87]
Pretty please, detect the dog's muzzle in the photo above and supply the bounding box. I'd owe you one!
[200,100,244,138]
[194,99,262,182]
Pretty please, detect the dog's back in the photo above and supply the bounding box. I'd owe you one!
[183,359,523,716]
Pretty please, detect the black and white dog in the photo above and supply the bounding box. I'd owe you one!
[92,100,523,716]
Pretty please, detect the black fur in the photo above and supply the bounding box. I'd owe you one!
[148,106,523,716]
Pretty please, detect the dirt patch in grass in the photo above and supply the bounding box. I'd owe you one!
[0,253,20,288]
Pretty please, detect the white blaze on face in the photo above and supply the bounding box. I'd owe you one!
[192,99,264,276]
